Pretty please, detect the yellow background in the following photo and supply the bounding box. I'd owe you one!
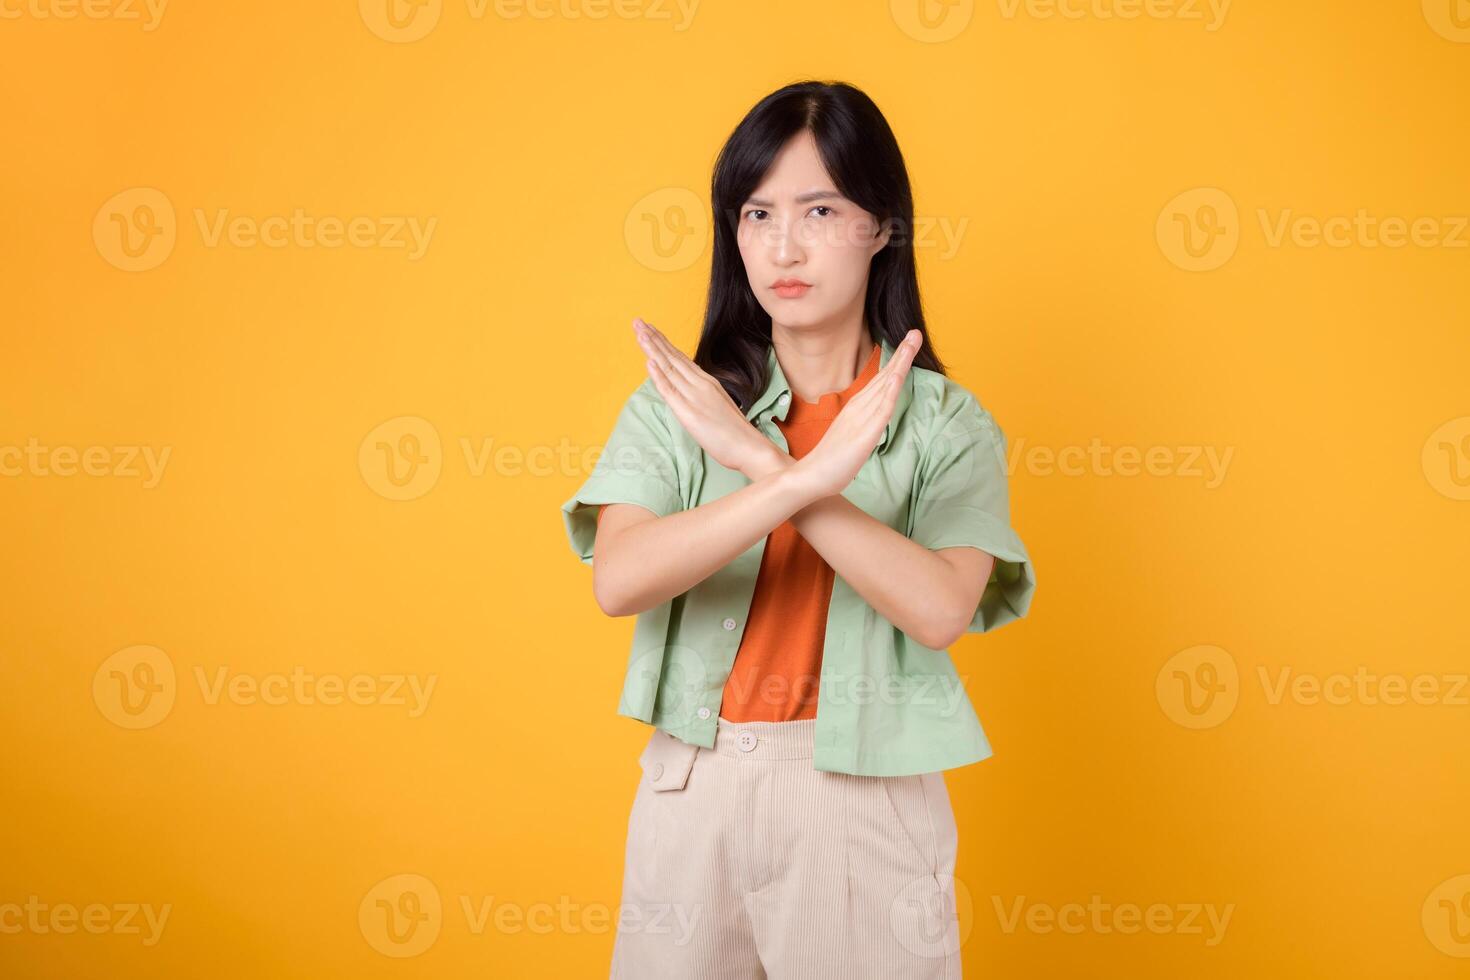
[3,0,1469,976]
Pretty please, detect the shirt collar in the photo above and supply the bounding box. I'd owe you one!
[744,335,914,454]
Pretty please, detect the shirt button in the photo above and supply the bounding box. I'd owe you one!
[652,762,665,780]
[722,617,737,631]
[697,706,711,720]
[777,393,789,406]
[737,730,757,752]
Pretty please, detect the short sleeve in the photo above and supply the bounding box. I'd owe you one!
[908,394,1036,634]
[560,380,688,566]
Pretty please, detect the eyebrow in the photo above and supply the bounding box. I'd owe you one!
[743,189,843,207]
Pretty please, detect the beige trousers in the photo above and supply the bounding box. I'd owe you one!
[610,715,962,979]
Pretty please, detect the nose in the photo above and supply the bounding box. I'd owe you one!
[764,215,806,266]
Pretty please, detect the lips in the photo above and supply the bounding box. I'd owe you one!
[771,278,810,298]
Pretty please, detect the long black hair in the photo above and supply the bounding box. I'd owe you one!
[692,79,947,414]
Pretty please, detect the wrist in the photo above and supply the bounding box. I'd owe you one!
[772,456,832,510]
[739,438,793,482]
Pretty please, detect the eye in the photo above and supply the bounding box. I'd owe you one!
[744,209,768,222]
[809,206,833,217]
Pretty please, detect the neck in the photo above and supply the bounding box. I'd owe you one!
[770,315,875,405]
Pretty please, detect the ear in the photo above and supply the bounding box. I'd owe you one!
[870,214,893,256]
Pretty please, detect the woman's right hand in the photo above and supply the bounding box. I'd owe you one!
[795,329,922,499]
[632,317,778,479]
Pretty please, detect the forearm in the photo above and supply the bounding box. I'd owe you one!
[594,462,823,617]
[749,447,980,649]
[792,495,982,649]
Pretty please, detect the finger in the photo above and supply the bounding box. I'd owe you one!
[848,370,902,443]
[632,317,661,366]
[869,333,920,405]
[851,342,912,429]
[643,355,688,418]
[639,320,706,386]
[878,329,921,380]
[882,342,914,411]
[634,319,688,389]
[879,363,905,413]
[854,332,918,405]
[633,318,681,376]
[643,345,709,437]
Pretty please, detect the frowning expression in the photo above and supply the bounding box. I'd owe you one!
[736,129,890,329]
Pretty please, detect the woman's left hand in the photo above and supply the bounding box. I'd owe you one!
[632,317,774,478]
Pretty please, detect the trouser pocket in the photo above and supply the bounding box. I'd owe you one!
[637,727,700,791]
[626,727,701,891]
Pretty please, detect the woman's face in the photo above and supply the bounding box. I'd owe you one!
[735,129,890,331]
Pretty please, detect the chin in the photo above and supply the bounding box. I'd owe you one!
[761,304,830,329]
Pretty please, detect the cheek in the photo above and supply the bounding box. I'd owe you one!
[811,240,870,290]
[736,225,754,257]
[737,237,766,288]
[823,213,880,247]
[812,222,882,279]
[740,219,785,256]
[736,221,769,262]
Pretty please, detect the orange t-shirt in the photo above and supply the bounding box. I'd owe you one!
[597,341,881,722]
[723,341,881,721]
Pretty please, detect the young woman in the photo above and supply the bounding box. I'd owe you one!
[560,80,1035,979]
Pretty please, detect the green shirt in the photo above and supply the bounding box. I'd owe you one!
[560,335,1035,776]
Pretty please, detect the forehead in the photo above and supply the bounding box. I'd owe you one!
[746,131,839,201]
